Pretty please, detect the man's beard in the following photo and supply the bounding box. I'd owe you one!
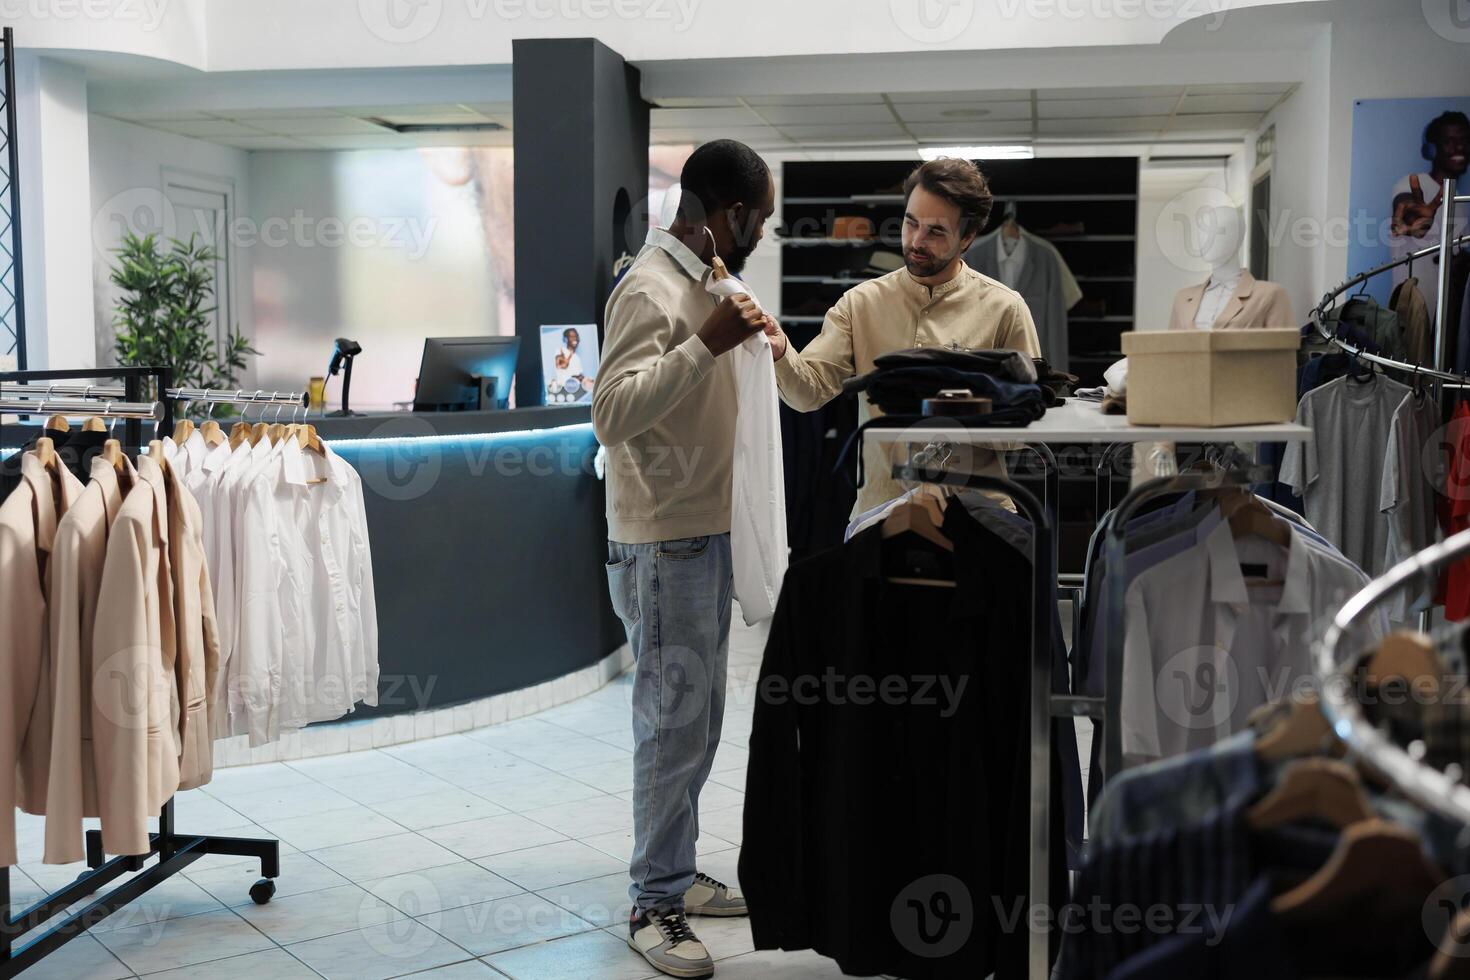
[905,241,963,278]
[724,243,755,277]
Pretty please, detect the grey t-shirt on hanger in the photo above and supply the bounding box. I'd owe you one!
[1380,388,1443,619]
[1280,374,1412,578]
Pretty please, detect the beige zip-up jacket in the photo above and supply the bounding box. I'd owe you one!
[39,454,136,864]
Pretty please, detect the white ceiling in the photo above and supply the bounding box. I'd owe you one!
[97,82,1293,153]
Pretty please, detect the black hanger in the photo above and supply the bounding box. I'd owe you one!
[1347,351,1375,383]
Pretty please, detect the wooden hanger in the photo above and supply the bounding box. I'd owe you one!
[229,421,250,448]
[250,421,269,445]
[172,418,195,444]
[1221,490,1293,550]
[1363,630,1442,701]
[1246,758,1375,831]
[1431,908,1470,979]
[1253,692,1338,762]
[44,414,69,433]
[147,438,169,470]
[880,491,955,588]
[200,419,224,447]
[82,416,106,433]
[33,435,58,471]
[1273,819,1443,918]
[304,423,323,455]
[101,438,126,473]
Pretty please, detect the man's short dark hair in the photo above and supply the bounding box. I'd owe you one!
[903,158,993,237]
[1427,110,1470,145]
[679,140,770,222]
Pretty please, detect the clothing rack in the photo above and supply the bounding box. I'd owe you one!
[0,383,307,414]
[0,365,282,980]
[890,459,1056,980]
[0,398,160,420]
[1317,527,1470,826]
[1308,224,1470,384]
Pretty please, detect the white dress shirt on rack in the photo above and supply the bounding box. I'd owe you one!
[997,232,1027,289]
[230,435,379,745]
[1121,519,1383,768]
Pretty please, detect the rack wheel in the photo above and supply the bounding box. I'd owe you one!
[249,879,276,905]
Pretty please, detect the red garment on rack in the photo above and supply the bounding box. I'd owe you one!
[1441,400,1470,619]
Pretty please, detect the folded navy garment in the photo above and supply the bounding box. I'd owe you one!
[870,345,1038,383]
[844,364,1048,418]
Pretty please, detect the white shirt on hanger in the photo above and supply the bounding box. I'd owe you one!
[704,267,787,625]
[1121,519,1383,767]
[996,232,1028,290]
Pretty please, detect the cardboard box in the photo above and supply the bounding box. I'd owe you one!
[1120,328,1300,427]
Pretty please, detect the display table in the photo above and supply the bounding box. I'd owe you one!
[862,398,1312,445]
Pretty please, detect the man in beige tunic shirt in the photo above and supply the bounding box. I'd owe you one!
[765,158,1041,516]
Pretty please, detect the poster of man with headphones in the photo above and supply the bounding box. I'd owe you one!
[1349,99,1470,332]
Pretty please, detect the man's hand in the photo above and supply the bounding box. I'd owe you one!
[763,315,789,362]
[1392,174,1445,238]
[697,294,765,357]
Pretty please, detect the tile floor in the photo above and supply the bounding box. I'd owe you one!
[7,615,880,979]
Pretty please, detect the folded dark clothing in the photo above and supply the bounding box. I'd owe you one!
[1033,358,1079,405]
[845,365,1048,418]
[870,346,1038,383]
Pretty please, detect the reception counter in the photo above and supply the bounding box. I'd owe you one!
[315,405,626,716]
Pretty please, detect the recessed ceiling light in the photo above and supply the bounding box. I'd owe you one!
[918,144,1034,161]
[939,108,992,119]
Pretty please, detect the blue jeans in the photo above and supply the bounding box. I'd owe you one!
[606,533,733,913]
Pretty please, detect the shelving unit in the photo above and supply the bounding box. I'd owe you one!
[775,157,1141,570]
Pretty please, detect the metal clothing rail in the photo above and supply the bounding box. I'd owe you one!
[1317,527,1470,828]
[1,367,174,450]
[1308,184,1470,384]
[0,398,160,420]
[0,382,307,409]
[0,365,282,980]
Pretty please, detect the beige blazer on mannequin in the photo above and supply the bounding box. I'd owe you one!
[1167,270,1295,331]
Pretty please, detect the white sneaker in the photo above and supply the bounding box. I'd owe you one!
[628,908,714,978]
[684,872,747,917]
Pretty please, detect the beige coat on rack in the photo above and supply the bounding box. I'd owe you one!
[0,452,83,868]
[15,456,86,817]
[91,452,220,856]
[1167,270,1295,331]
[41,453,136,865]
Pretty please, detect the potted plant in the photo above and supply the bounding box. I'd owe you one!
[110,232,259,412]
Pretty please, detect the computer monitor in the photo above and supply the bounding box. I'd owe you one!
[413,336,521,412]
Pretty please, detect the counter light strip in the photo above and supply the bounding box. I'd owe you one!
[321,421,596,450]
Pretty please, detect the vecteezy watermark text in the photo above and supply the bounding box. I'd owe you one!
[760,669,970,719]
[0,0,170,31]
[358,0,699,43]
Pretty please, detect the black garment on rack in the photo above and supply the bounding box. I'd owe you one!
[871,346,1038,383]
[0,430,108,502]
[741,500,1068,979]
